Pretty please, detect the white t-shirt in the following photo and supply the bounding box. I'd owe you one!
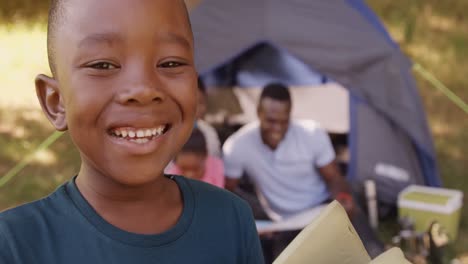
[223,120,335,219]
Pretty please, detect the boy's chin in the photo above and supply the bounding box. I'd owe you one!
[109,171,168,187]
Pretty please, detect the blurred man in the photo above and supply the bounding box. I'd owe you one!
[223,82,383,260]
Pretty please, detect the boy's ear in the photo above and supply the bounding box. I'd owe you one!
[35,74,68,131]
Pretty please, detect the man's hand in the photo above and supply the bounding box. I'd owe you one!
[318,161,356,219]
[258,230,275,238]
[335,192,356,219]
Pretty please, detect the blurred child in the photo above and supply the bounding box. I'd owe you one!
[0,0,263,263]
[167,128,225,188]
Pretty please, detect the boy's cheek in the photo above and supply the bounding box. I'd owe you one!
[172,90,198,116]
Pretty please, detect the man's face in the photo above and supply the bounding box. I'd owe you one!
[174,152,206,180]
[257,97,291,150]
[49,0,197,186]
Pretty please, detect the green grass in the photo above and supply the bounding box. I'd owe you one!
[0,0,467,260]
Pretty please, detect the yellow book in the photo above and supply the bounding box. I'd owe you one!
[273,201,412,264]
[273,201,371,264]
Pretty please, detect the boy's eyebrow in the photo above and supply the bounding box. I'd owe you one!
[78,32,123,48]
[78,32,192,50]
[157,32,192,50]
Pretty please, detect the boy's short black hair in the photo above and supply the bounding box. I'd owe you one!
[46,0,191,77]
[179,128,207,156]
[47,0,67,76]
[259,82,291,103]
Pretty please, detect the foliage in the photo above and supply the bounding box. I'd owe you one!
[0,0,50,25]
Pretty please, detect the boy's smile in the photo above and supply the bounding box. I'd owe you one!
[36,0,197,188]
[106,118,171,155]
[109,125,168,145]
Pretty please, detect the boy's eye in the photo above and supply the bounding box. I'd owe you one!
[159,61,185,68]
[88,62,119,70]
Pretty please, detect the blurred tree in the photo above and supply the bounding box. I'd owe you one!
[0,0,50,24]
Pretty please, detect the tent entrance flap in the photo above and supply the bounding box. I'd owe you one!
[202,42,325,88]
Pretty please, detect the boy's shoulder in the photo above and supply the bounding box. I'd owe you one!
[0,184,68,233]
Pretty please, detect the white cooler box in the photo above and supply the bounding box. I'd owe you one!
[398,185,463,241]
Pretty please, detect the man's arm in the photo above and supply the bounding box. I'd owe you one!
[318,160,356,218]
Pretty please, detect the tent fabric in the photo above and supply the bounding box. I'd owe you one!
[224,43,324,87]
[189,0,441,202]
[345,0,398,48]
[354,101,425,204]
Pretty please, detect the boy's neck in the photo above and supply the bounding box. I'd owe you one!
[76,171,169,201]
[75,170,183,235]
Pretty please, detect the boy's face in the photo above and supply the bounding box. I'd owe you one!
[37,0,197,186]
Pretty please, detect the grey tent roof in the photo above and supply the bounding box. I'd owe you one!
[190,0,437,181]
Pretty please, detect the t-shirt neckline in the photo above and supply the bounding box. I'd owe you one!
[65,175,194,248]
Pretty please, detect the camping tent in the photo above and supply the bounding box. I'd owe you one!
[189,0,441,204]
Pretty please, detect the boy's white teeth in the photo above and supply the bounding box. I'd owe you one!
[136,130,145,138]
[145,129,152,137]
[132,138,149,144]
[112,125,167,140]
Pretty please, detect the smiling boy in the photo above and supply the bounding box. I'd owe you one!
[0,0,263,263]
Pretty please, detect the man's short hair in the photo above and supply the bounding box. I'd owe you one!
[259,82,291,103]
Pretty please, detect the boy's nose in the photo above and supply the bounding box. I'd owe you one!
[117,77,166,105]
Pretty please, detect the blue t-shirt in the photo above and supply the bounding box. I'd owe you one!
[0,176,264,263]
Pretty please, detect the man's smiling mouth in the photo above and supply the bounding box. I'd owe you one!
[108,124,170,144]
